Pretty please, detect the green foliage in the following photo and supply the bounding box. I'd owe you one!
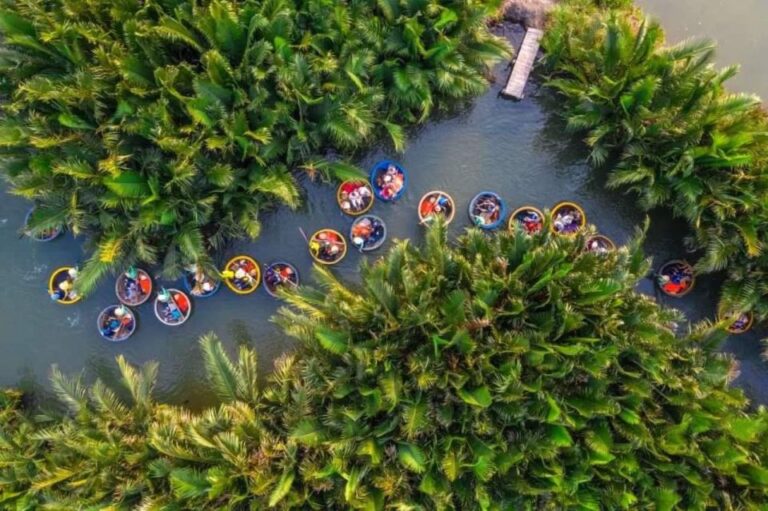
[271,222,768,508]
[0,0,509,294]
[540,0,768,320]
[4,224,766,508]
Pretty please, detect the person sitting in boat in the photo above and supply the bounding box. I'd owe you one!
[589,239,609,254]
[101,306,133,339]
[731,313,750,331]
[124,278,140,302]
[473,197,499,226]
[50,268,79,301]
[349,190,363,210]
[554,208,582,233]
[371,219,385,242]
[122,267,150,301]
[340,182,372,213]
[222,259,258,290]
[157,289,183,322]
[377,165,404,200]
[521,211,542,234]
[421,194,451,220]
[658,265,692,295]
[420,196,438,217]
[266,264,296,290]
[188,264,216,296]
[313,231,343,262]
[352,217,374,247]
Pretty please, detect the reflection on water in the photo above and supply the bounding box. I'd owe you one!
[0,25,765,407]
[638,0,768,101]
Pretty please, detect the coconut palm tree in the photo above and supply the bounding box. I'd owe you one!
[0,0,510,294]
[268,221,768,509]
[3,224,768,508]
[540,0,768,320]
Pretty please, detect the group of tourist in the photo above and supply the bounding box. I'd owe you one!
[657,261,694,297]
[98,305,135,341]
[470,192,504,228]
[49,267,79,303]
[351,216,386,251]
[419,192,454,224]
[309,230,347,263]
[338,181,374,215]
[373,163,406,201]
[46,171,744,337]
[221,257,261,292]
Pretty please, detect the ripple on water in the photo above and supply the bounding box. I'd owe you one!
[21,264,49,282]
[66,312,80,328]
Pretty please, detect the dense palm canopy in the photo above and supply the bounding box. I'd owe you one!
[0,0,509,292]
[2,224,768,509]
[540,0,768,319]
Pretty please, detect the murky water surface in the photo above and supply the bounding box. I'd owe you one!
[1,21,764,406]
[639,0,768,101]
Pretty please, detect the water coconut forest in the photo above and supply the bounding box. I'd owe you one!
[3,0,768,507]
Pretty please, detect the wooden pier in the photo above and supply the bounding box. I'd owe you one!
[501,28,544,100]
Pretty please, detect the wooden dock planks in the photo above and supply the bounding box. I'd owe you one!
[501,28,544,100]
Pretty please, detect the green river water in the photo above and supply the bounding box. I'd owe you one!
[0,14,765,407]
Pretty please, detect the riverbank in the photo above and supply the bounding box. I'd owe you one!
[502,0,557,27]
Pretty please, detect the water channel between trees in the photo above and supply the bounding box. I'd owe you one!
[0,20,765,407]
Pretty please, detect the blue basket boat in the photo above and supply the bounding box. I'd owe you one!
[369,160,407,202]
[263,262,300,297]
[183,268,221,298]
[468,191,506,230]
[97,305,137,342]
[350,215,387,252]
[25,207,63,242]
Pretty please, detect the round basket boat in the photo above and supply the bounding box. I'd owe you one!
[263,262,300,298]
[48,267,82,305]
[350,215,387,252]
[183,268,221,298]
[418,191,456,226]
[337,180,375,216]
[469,191,506,230]
[154,288,192,327]
[657,260,695,298]
[97,304,137,342]
[309,229,347,265]
[222,256,261,295]
[551,201,587,236]
[585,235,616,254]
[370,160,407,202]
[25,207,63,242]
[115,268,153,306]
[509,206,544,235]
[721,310,754,335]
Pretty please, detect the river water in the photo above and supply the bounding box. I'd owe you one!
[0,21,764,407]
[638,0,768,101]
